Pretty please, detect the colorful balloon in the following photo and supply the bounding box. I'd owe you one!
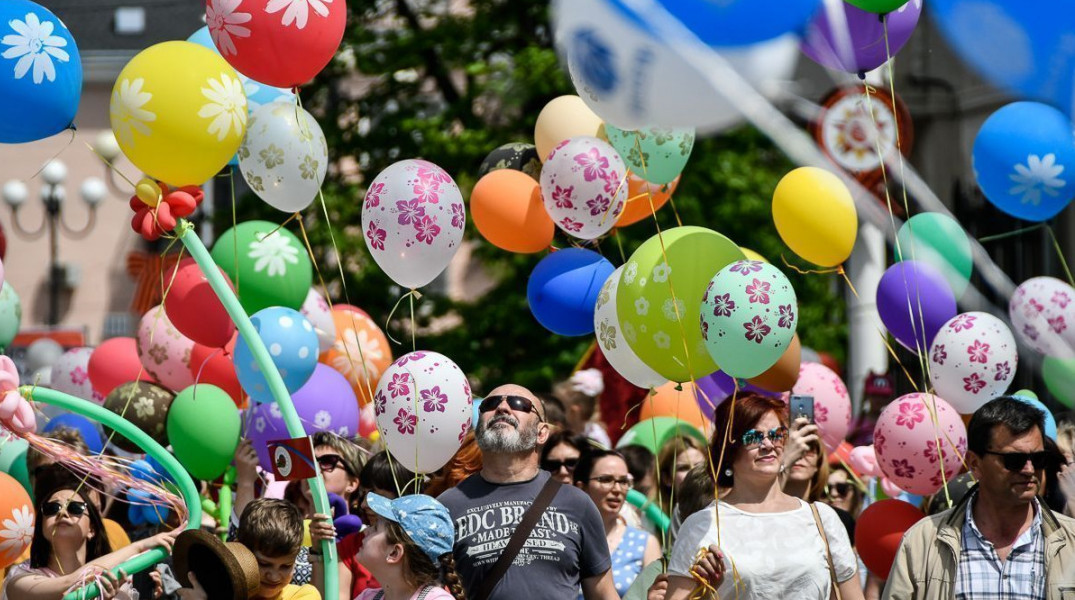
[1009,277,1075,359]
[772,167,857,267]
[136,305,196,392]
[593,265,667,389]
[373,351,472,474]
[0,471,32,569]
[855,500,925,578]
[528,248,614,336]
[787,362,852,453]
[470,169,554,254]
[873,392,967,495]
[0,0,81,143]
[533,95,603,163]
[477,143,542,180]
[102,381,175,453]
[42,413,105,455]
[211,221,313,315]
[895,213,973,298]
[300,288,336,354]
[189,337,244,407]
[615,416,706,455]
[167,384,240,480]
[845,0,911,11]
[164,258,236,349]
[1042,356,1075,409]
[876,261,958,352]
[234,307,320,404]
[186,26,295,113]
[641,381,710,433]
[89,338,157,398]
[746,334,802,393]
[239,100,327,213]
[802,0,921,73]
[361,159,466,289]
[540,136,628,240]
[701,260,798,379]
[50,347,102,404]
[617,226,745,382]
[0,437,30,495]
[693,371,778,419]
[320,309,393,406]
[0,284,21,351]
[929,312,1018,414]
[604,125,694,185]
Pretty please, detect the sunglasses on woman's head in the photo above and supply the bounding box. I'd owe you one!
[479,395,542,420]
[541,457,579,472]
[739,426,789,447]
[42,500,87,517]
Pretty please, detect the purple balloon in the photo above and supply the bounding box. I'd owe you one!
[876,261,957,352]
[801,0,922,73]
[694,371,777,420]
[245,364,359,469]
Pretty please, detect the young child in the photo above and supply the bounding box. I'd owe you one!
[180,498,320,600]
[355,494,464,600]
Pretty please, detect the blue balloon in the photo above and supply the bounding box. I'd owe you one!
[42,413,103,455]
[932,0,1075,116]
[0,0,82,143]
[527,248,615,336]
[1012,394,1058,440]
[234,307,320,404]
[972,102,1075,221]
[604,0,821,47]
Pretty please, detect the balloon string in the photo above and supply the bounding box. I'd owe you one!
[1047,226,1075,288]
[383,289,423,347]
[409,291,416,353]
[84,142,138,192]
[30,129,78,181]
[837,265,859,299]
[977,223,1046,243]
[614,230,627,265]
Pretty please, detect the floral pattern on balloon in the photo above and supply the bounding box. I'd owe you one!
[1009,276,1075,359]
[540,136,627,240]
[361,159,465,289]
[593,265,667,389]
[784,362,851,453]
[373,351,472,474]
[50,347,103,404]
[238,100,327,213]
[604,125,694,185]
[873,393,967,495]
[929,312,1017,414]
[300,288,337,353]
[136,305,195,393]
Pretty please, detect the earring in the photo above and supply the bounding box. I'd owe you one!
[779,464,786,474]
[724,468,732,477]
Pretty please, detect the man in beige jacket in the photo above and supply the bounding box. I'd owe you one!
[883,396,1075,599]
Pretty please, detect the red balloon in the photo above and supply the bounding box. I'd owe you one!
[189,336,246,409]
[855,499,925,577]
[164,258,236,348]
[89,338,157,398]
[205,0,346,88]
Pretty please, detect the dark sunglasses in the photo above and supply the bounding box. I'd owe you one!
[982,450,1049,472]
[739,426,789,447]
[542,457,579,472]
[317,454,352,474]
[827,482,854,498]
[479,395,542,420]
[42,500,88,518]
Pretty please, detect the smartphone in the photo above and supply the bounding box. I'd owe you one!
[789,394,815,423]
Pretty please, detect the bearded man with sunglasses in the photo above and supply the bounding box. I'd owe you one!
[438,384,619,600]
[884,395,1075,599]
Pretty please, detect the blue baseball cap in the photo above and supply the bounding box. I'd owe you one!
[366,493,455,561]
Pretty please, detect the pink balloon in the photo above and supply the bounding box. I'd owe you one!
[881,477,906,498]
[540,136,628,240]
[50,347,103,404]
[136,305,195,393]
[849,445,882,478]
[787,362,851,453]
[928,312,1018,414]
[874,393,967,496]
[1009,276,1075,358]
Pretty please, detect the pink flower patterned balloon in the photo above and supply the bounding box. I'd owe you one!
[361,159,465,289]
[301,288,336,354]
[49,347,103,405]
[929,312,1017,414]
[373,351,472,474]
[136,305,195,393]
[1009,277,1075,359]
[540,136,627,240]
[874,393,967,496]
[786,362,851,453]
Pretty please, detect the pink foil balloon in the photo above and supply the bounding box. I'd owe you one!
[787,362,851,453]
[874,393,967,496]
[136,305,196,393]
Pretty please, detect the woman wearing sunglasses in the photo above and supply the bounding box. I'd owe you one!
[824,464,864,519]
[2,465,177,600]
[542,431,590,485]
[663,393,864,600]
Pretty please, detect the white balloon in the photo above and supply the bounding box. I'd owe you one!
[26,338,64,373]
[929,312,1018,414]
[239,100,328,213]
[301,288,337,354]
[594,266,666,388]
[540,136,627,240]
[373,351,472,474]
[1009,277,1075,359]
[50,347,103,405]
[361,159,466,289]
[552,0,799,132]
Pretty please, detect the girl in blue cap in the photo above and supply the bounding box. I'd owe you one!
[355,494,464,600]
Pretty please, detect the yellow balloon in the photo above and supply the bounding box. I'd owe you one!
[740,247,769,263]
[135,178,161,207]
[772,167,857,267]
[110,41,247,186]
[534,95,603,163]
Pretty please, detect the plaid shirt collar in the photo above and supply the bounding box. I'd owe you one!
[955,491,1046,600]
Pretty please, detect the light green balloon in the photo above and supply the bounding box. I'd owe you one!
[210,221,313,315]
[616,226,744,382]
[895,213,973,297]
[605,125,694,185]
[167,384,241,480]
[0,437,30,495]
[0,284,21,350]
[1043,357,1075,409]
[701,260,797,379]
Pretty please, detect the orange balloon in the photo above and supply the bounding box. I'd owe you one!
[0,471,33,569]
[748,334,802,392]
[471,170,555,253]
[319,309,393,406]
[640,381,711,433]
[615,174,679,227]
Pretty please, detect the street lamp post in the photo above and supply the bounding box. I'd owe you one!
[1,160,106,327]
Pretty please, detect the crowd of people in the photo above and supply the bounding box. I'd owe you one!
[3,368,1075,600]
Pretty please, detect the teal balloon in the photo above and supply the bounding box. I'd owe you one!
[0,284,21,350]
[895,213,972,297]
[0,437,30,495]
[605,125,694,185]
[616,416,706,455]
[1011,393,1057,440]
[701,260,797,379]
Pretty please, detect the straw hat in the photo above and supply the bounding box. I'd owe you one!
[173,529,260,600]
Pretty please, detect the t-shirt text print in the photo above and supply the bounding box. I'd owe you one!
[455,499,580,565]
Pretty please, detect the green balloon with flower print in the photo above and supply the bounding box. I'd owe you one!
[616,226,744,383]
[604,125,695,185]
[210,221,313,315]
[701,260,798,379]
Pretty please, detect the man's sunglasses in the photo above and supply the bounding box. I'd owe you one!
[738,426,789,447]
[542,457,579,473]
[42,500,88,517]
[479,395,542,420]
[317,454,352,475]
[982,450,1049,472]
